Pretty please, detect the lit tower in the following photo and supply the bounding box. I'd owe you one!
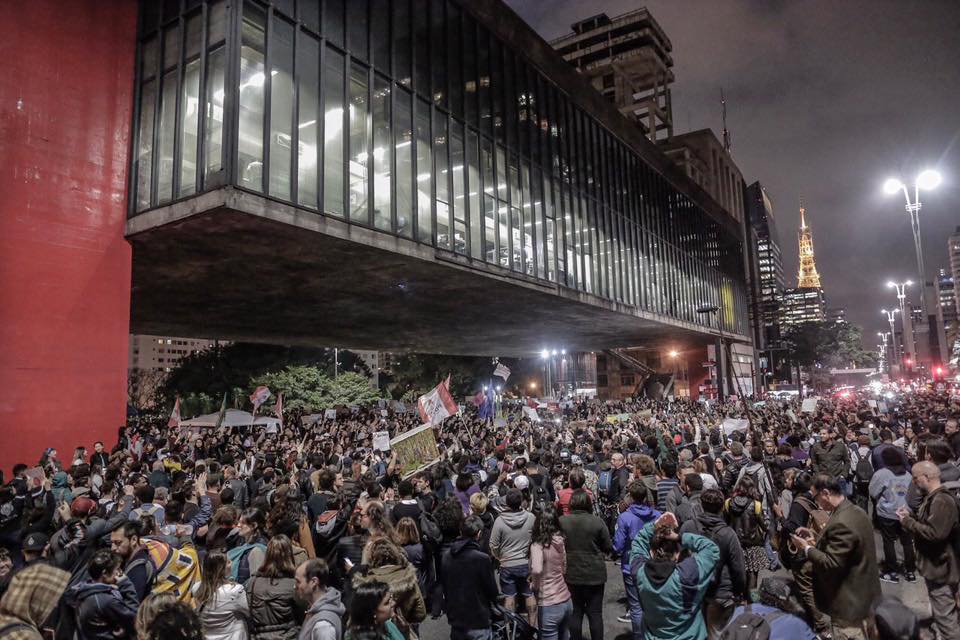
[796,199,821,289]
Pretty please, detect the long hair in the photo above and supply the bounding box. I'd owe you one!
[531,503,563,548]
[365,501,398,544]
[348,580,391,639]
[257,534,296,579]
[733,474,760,501]
[365,538,409,569]
[195,552,231,608]
[394,517,420,547]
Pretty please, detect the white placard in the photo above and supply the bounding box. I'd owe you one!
[372,430,391,451]
[522,406,541,422]
[721,418,749,435]
[801,397,818,413]
[324,408,337,420]
[380,409,388,417]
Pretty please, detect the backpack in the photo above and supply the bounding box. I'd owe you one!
[854,451,874,485]
[128,538,202,605]
[936,481,960,561]
[719,605,786,640]
[530,474,551,505]
[779,495,829,566]
[226,541,267,583]
[597,466,615,500]
[418,510,442,547]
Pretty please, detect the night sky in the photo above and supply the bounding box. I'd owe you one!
[505,0,960,337]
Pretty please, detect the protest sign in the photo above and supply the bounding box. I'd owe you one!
[877,401,889,413]
[606,415,619,424]
[23,467,45,491]
[638,409,653,418]
[721,418,749,435]
[390,424,440,478]
[380,409,388,417]
[522,406,541,423]
[801,397,819,413]
[372,431,391,452]
[324,408,337,421]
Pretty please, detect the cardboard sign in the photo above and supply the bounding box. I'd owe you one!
[372,430,391,452]
[390,424,440,478]
[380,409,388,417]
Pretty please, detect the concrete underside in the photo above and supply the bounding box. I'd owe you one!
[127,187,744,356]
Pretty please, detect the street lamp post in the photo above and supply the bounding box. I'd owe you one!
[877,331,890,373]
[881,308,901,368]
[887,281,915,364]
[883,170,942,317]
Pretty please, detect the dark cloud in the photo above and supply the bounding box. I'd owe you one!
[506,0,960,334]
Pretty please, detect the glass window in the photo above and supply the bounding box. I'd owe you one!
[325,0,344,49]
[413,2,429,97]
[395,87,413,237]
[297,33,320,209]
[477,29,490,136]
[496,147,509,268]
[503,49,515,150]
[300,0,319,34]
[394,0,411,87]
[507,154,521,270]
[467,130,481,259]
[141,36,158,81]
[347,0,368,61]
[348,62,370,224]
[323,47,345,216]
[446,1,461,116]
[269,18,294,200]
[415,99,432,243]
[481,138,495,261]
[450,123,466,254]
[431,0,446,107]
[204,47,225,182]
[372,74,392,230]
[184,11,203,59]
[135,80,156,211]
[179,58,201,196]
[238,3,265,192]
[372,0,389,73]
[157,70,177,203]
[434,115,450,250]
[490,37,503,142]
[162,25,179,71]
[531,167,544,279]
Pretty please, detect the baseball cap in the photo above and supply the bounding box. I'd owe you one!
[22,532,49,552]
[513,475,530,490]
[70,496,98,518]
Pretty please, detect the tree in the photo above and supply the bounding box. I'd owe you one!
[127,369,167,410]
[253,366,380,413]
[783,321,878,390]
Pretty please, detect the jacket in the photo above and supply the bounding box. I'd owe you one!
[901,485,960,585]
[489,510,535,567]
[441,538,498,631]
[810,440,850,478]
[65,578,138,640]
[244,576,305,640]
[299,588,345,640]
[680,511,747,603]
[674,491,703,527]
[629,523,719,640]
[723,604,816,640]
[558,511,612,585]
[806,499,881,623]
[0,563,70,640]
[613,504,661,574]
[725,496,766,547]
[353,562,426,626]
[736,463,775,511]
[197,583,249,640]
[906,463,960,511]
[530,535,570,606]
[868,468,911,520]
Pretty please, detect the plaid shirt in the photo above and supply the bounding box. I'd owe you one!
[0,564,70,640]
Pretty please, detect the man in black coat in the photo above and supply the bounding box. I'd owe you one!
[442,515,499,640]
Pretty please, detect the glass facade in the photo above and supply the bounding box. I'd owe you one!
[130,0,748,336]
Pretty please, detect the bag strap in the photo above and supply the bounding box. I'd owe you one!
[0,622,33,637]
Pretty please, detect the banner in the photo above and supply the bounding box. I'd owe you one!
[522,406,541,422]
[418,377,459,426]
[249,386,271,415]
[167,397,181,428]
[721,418,749,435]
[493,363,511,380]
[372,430,391,452]
[390,424,440,477]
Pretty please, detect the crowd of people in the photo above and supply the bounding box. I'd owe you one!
[0,387,958,640]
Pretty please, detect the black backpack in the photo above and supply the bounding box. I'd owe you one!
[719,605,785,640]
[418,510,442,547]
[530,474,551,505]
[854,450,874,485]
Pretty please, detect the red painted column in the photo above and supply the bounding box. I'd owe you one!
[0,1,137,474]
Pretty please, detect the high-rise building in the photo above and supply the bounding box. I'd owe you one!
[796,201,821,289]
[746,183,785,344]
[949,226,960,316]
[659,129,744,225]
[551,9,674,142]
[782,201,826,327]
[129,335,219,372]
[827,307,847,323]
[935,269,957,365]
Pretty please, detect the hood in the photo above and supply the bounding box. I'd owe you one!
[0,563,70,628]
[627,503,657,520]
[727,495,754,516]
[52,472,69,488]
[308,587,346,618]
[643,558,676,589]
[499,510,533,530]
[65,581,115,607]
[696,511,726,534]
[742,462,763,474]
[450,537,481,556]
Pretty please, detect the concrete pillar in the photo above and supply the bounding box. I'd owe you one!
[0,0,136,473]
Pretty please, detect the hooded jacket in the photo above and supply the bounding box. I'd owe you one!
[629,523,719,640]
[441,538,498,631]
[680,511,747,603]
[244,575,305,640]
[489,509,535,567]
[0,563,70,640]
[65,578,138,640]
[868,467,911,520]
[353,561,426,626]
[613,503,661,574]
[298,588,345,640]
[50,473,73,506]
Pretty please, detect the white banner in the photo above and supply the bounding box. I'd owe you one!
[372,430,391,451]
[801,397,819,413]
[721,418,749,435]
[324,408,337,420]
[522,406,541,422]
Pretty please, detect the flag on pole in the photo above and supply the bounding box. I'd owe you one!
[417,376,459,427]
[167,396,181,428]
[274,392,284,427]
[214,393,228,429]
[478,387,494,421]
[249,385,271,416]
[493,363,511,380]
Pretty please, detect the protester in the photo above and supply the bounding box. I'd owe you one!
[488,488,536,624]
[345,581,404,640]
[612,482,660,635]
[245,535,305,640]
[529,504,572,640]
[295,559,344,640]
[440,516,499,640]
[194,552,249,640]
[869,447,916,583]
[559,490,612,640]
[720,577,816,640]
[0,563,70,640]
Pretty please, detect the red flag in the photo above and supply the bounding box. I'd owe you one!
[274,392,284,427]
[418,377,459,426]
[167,396,181,428]
[249,385,271,416]
[526,397,538,408]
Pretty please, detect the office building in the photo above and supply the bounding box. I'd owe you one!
[950,226,960,316]
[746,182,785,344]
[551,9,674,142]
[129,335,219,371]
[827,307,846,323]
[782,287,826,326]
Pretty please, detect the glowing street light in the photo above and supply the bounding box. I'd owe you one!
[668,350,679,359]
[882,168,943,316]
[887,281,916,362]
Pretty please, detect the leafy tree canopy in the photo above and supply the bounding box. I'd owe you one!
[252,367,381,412]
[783,321,878,370]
